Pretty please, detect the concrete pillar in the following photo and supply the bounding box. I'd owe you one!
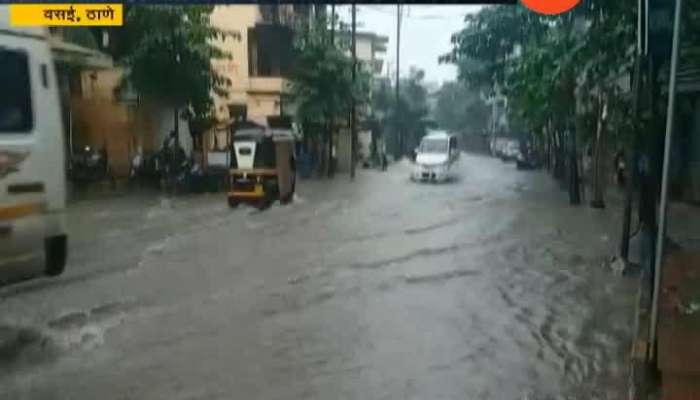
[689,97,700,202]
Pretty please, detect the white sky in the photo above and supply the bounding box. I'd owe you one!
[337,5,482,85]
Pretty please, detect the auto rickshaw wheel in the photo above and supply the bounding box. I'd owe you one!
[228,197,239,209]
[256,198,272,211]
[281,178,296,205]
[45,235,67,276]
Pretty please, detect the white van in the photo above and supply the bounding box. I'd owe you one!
[1,8,68,278]
[411,131,460,182]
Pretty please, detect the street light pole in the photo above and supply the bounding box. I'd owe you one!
[330,4,335,43]
[395,4,401,157]
[328,4,336,178]
[351,4,357,180]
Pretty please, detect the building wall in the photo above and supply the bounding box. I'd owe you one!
[72,67,192,177]
[356,39,373,62]
[247,92,281,125]
[70,98,142,177]
[210,5,290,126]
[80,68,123,101]
[210,5,260,121]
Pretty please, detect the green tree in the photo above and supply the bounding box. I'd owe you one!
[433,81,489,135]
[368,79,393,162]
[397,68,431,153]
[116,6,236,144]
[287,14,370,177]
[366,69,431,158]
[443,2,637,206]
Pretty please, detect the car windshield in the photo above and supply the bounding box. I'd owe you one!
[419,138,448,154]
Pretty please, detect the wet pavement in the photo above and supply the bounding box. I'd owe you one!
[0,154,637,400]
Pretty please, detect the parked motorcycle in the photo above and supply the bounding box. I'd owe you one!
[157,143,192,194]
[69,146,110,183]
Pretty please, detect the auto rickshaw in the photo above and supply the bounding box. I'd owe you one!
[227,122,296,210]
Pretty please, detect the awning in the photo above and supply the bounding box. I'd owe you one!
[49,38,113,69]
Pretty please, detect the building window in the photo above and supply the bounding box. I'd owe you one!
[247,25,293,78]
[228,104,247,126]
[0,50,33,133]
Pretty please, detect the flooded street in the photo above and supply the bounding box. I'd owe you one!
[0,154,636,400]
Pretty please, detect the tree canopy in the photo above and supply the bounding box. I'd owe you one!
[442,2,639,205]
[285,13,372,176]
[287,15,370,139]
[443,2,637,141]
[433,81,489,135]
[116,6,236,131]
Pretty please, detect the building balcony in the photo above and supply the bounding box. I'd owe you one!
[248,76,289,95]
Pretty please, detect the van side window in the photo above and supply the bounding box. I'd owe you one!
[0,50,33,133]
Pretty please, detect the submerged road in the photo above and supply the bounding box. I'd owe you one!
[0,154,636,400]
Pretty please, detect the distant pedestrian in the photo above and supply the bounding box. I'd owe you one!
[614,150,626,187]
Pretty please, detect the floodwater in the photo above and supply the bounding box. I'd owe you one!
[0,153,636,399]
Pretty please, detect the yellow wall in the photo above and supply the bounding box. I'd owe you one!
[210,5,258,120]
[70,97,157,177]
[69,6,296,177]
[80,67,124,101]
[72,68,174,177]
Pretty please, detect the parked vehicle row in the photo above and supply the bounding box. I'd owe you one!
[69,145,111,184]
[491,137,522,161]
[490,136,541,170]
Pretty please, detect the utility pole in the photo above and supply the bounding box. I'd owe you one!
[171,26,180,146]
[350,4,357,180]
[395,4,402,158]
[330,4,336,43]
[649,0,683,362]
[328,3,336,178]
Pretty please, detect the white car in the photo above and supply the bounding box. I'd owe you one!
[502,140,522,161]
[411,131,460,182]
